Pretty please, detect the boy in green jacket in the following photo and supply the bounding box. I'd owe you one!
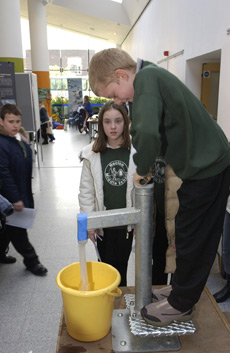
[88,48,230,327]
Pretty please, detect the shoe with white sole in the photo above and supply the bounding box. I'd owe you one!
[152,285,172,302]
[141,298,194,327]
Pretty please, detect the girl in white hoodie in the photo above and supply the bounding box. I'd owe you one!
[78,101,136,286]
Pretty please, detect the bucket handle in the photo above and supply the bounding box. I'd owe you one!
[107,287,122,297]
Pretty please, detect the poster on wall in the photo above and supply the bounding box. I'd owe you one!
[0,61,16,106]
[67,78,82,117]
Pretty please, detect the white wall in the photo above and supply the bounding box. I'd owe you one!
[123,0,150,25]
[122,0,230,139]
[218,43,230,136]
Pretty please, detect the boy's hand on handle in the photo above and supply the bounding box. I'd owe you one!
[133,171,152,187]
[13,201,24,212]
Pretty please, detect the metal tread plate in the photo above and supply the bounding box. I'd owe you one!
[112,309,181,353]
[124,294,196,337]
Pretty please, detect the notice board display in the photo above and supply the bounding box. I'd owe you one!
[15,73,40,132]
[0,61,16,105]
[68,78,82,116]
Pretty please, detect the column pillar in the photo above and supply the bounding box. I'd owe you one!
[28,0,52,116]
[0,0,24,72]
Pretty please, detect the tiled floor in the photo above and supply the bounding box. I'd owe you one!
[0,125,228,353]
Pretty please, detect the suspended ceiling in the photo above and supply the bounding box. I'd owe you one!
[20,0,151,45]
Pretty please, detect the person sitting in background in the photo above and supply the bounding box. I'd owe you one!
[46,117,56,142]
[0,103,48,275]
[81,95,93,133]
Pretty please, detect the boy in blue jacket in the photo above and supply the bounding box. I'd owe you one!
[88,48,230,326]
[0,104,48,276]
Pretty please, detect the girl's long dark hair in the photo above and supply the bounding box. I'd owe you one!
[92,101,131,153]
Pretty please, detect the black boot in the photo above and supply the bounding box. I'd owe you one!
[213,275,230,303]
[26,263,48,276]
[0,254,17,264]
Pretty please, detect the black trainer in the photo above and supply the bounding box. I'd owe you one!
[0,255,17,264]
[213,283,230,303]
[26,263,48,276]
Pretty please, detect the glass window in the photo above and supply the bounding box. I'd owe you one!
[50,78,68,90]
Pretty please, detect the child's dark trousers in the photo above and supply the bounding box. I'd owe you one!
[0,225,39,268]
[168,165,230,312]
[97,227,133,286]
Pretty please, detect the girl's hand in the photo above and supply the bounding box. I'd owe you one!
[13,201,24,212]
[133,171,152,187]
[88,230,96,243]
[87,230,102,243]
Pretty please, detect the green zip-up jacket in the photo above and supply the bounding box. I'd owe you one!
[130,61,230,180]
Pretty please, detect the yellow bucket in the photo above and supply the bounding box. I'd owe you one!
[56,261,122,342]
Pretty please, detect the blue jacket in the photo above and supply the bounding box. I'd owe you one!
[83,102,93,117]
[0,194,14,231]
[40,106,49,123]
[0,127,34,208]
[0,195,14,217]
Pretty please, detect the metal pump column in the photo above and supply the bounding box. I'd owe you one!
[134,183,153,312]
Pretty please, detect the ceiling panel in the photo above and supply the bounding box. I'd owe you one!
[20,0,150,45]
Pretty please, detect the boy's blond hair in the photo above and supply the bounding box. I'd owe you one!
[89,48,137,96]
